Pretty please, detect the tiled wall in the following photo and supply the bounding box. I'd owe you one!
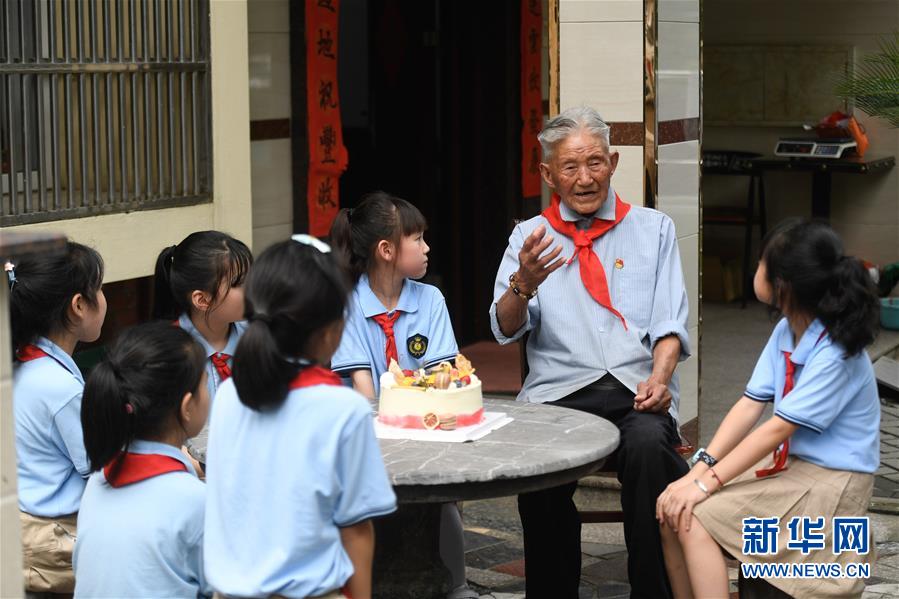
[559,0,701,425]
[1,283,23,597]
[248,0,294,253]
[704,0,899,267]
[560,0,645,204]
[656,0,700,425]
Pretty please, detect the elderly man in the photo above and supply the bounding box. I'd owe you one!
[489,106,691,599]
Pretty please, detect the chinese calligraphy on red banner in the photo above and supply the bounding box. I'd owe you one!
[306,0,348,236]
[520,0,542,199]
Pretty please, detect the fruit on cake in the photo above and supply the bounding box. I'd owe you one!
[377,354,484,430]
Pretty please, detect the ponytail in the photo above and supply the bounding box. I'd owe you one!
[760,219,879,357]
[152,245,178,319]
[233,239,349,410]
[329,208,362,284]
[81,322,206,474]
[81,360,135,476]
[231,317,298,410]
[818,256,879,356]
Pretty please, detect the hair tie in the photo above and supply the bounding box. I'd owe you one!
[291,234,332,254]
[5,261,16,292]
[347,208,355,223]
[250,312,271,325]
[124,403,134,414]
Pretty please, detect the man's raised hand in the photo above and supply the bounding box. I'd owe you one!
[515,224,566,293]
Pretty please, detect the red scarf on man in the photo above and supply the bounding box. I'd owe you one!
[541,192,631,329]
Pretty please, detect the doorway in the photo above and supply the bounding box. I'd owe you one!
[329,0,532,345]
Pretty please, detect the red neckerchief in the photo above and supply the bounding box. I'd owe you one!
[371,311,402,368]
[541,193,631,330]
[210,352,232,381]
[288,365,343,389]
[104,452,188,488]
[756,330,827,478]
[173,318,233,381]
[16,344,49,362]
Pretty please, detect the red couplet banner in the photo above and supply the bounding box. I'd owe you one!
[306,0,348,236]
[520,0,543,199]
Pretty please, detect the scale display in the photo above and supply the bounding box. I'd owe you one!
[774,138,856,159]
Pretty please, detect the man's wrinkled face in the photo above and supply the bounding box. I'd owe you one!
[540,130,619,216]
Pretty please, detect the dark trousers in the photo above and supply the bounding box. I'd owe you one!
[517,376,689,599]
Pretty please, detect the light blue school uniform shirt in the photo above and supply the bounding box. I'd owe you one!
[204,378,397,598]
[331,274,459,395]
[489,186,690,421]
[73,440,210,598]
[744,318,880,473]
[177,314,247,401]
[13,337,90,517]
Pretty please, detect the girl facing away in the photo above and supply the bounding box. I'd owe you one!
[657,219,881,599]
[74,322,211,598]
[203,237,397,598]
[329,191,477,599]
[153,230,253,404]
[9,241,106,594]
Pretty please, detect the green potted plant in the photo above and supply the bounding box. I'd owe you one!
[836,33,899,327]
[835,33,899,128]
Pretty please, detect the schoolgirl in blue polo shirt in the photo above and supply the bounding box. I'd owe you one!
[329,191,458,398]
[9,241,106,594]
[330,192,476,599]
[204,237,396,599]
[153,230,253,403]
[74,322,211,598]
[657,220,881,599]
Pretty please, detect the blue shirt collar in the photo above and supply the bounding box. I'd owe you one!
[127,439,198,477]
[357,274,420,318]
[559,186,617,223]
[777,318,827,365]
[34,337,84,385]
[178,313,242,357]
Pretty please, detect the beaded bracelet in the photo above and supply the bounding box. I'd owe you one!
[509,272,538,300]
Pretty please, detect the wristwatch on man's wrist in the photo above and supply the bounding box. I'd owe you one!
[688,447,718,468]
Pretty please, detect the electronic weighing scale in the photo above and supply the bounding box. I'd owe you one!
[774,137,857,159]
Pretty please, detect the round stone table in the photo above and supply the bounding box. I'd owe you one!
[372,398,618,598]
[188,398,619,599]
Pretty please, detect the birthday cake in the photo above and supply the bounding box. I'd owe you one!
[377,354,484,430]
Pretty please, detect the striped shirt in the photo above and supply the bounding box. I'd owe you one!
[489,187,690,421]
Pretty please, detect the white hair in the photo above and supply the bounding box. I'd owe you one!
[538,106,611,160]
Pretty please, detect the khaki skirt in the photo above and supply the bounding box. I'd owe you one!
[693,456,874,599]
[20,511,78,593]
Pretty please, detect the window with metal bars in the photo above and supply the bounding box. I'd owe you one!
[1,0,212,227]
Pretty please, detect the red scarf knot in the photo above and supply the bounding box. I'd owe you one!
[372,311,402,368]
[541,193,631,330]
[211,353,232,381]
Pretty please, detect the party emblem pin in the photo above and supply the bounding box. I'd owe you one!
[407,334,429,358]
[614,258,624,269]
